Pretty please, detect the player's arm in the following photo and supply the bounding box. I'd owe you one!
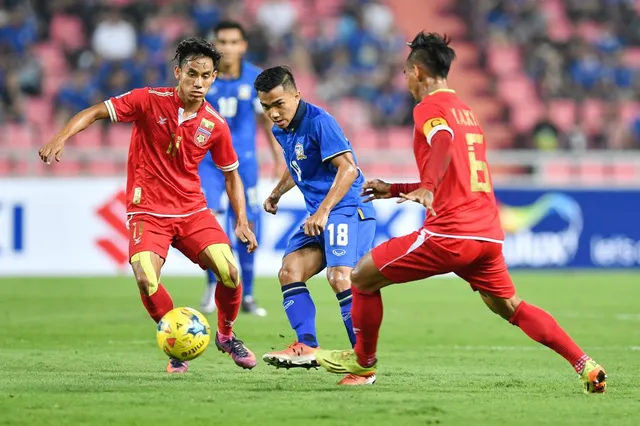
[212,122,257,251]
[38,103,110,163]
[264,167,295,215]
[304,116,359,236]
[40,88,146,163]
[396,112,454,216]
[305,152,358,236]
[318,152,359,215]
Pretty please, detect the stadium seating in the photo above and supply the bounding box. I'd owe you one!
[1,0,638,179]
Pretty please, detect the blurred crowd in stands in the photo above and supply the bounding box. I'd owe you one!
[1,0,639,157]
[0,0,414,131]
[460,0,640,150]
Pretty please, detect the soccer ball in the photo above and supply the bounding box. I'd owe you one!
[156,307,211,361]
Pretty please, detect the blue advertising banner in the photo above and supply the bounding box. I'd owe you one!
[1,178,638,275]
[495,189,640,269]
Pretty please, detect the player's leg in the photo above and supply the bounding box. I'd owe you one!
[175,210,256,369]
[127,215,185,373]
[458,241,607,393]
[227,176,266,316]
[315,252,391,384]
[262,229,325,368]
[316,231,451,385]
[324,215,377,349]
[198,163,226,313]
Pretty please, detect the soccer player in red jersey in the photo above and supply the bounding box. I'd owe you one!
[315,32,607,392]
[38,37,259,373]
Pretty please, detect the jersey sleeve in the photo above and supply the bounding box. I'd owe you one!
[414,104,454,146]
[210,121,239,172]
[314,114,352,162]
[104,88,148,123]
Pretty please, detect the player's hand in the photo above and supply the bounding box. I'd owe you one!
[38,135,66,164]
[263,191,280,215]
[235,222,258,253]
[361,179,392,202]
[304,209,329,237]
[397,188,437,217]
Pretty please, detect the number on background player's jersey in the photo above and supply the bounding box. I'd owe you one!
[217,97,238,118]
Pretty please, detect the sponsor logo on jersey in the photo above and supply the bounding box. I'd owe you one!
[332,249,346,257]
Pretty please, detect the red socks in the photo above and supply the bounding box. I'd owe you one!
[140,283,173,323]
[215,283,242,338]
[352,286,383,367]
[510,301,588,372]
[139,281,241,342]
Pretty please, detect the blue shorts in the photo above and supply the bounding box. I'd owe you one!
[284,213,376,269]
[199,157,260,224]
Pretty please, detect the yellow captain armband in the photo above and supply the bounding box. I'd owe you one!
[130,252,159,295]
[423,117,454,146]
[206,244,239,288]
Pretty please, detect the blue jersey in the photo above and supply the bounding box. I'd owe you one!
[204,61,262,167]
[272,101,374,219]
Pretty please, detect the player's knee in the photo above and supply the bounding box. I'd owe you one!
[135,274,152,295]
[131,252,159,296]
[327,268,351,293]
[205,244,239,288]
[481,293,521,321]
[350,265,367,291]
[278,265,302,286]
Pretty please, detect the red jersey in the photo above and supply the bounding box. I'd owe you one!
[412,89,503,242]
[105,87,238,216]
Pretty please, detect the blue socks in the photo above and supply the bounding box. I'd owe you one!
[336,289,356,347]
[281,282,318,347]
[238,245,254,299]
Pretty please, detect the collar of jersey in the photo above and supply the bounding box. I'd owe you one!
[428,88,456,96]
[285,100,307,133]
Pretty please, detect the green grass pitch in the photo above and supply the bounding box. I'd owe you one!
[1,273,639,425]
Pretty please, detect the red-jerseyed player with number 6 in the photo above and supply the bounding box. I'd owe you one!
[38,37,259,374]
[315,32,607,393]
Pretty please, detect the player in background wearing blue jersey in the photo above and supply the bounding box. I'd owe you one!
[199,21,285,316]
[255,66,377,382]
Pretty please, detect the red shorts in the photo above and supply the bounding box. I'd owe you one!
[371,229,515,298]
[127,209,230,269]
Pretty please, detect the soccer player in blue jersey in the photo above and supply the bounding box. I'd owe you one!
[255,66,377,378]
[199,21,284,316]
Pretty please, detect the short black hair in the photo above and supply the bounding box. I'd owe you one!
[254,66,297,93]
[214,20,247,40]
[173,36,222,70]
[407,32,456,78]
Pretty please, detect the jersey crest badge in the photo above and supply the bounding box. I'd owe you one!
[194,126,211,147]
[238,84,252,100]
[295,140,307,160]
